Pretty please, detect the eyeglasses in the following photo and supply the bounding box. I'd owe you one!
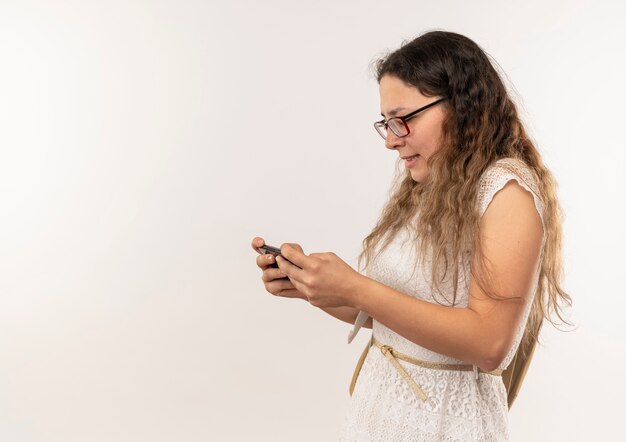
[374,97,447,140]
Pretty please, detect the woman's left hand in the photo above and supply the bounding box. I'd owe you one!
[275,243,363,309]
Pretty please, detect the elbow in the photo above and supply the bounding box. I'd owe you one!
[478,341,508,372]
[479,356,503,373]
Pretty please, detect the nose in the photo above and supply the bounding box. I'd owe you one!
[384,128,403,150]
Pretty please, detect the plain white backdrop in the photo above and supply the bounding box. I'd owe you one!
[0,0,624,440]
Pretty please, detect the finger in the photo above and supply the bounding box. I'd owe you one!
[256,253,277,269]
[251,236,265,253]
[271,286,301,299]
[276,254,304,281]
[280,242,304,253]
[279,244,308,270]
[276,289,302,299]
[262,267,288,282]
[265,278,298,297]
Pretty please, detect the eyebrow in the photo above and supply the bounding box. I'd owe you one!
[380,107,408,118]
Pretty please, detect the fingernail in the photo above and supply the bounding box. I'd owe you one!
[267,255,273,261]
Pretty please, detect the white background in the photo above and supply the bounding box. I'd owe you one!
[1,0,624,440]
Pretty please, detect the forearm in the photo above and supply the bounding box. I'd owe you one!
[351,276,499,370]
[317,305,373,328]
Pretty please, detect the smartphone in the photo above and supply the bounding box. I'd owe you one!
[257,244,300,269]
[258,244,282,258]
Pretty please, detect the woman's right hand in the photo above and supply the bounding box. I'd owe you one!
[251,236,307,300]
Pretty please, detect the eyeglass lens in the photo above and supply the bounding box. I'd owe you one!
[377,118,408,139]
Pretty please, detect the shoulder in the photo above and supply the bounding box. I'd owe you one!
[477,157,544,225]
[481,180,544,239]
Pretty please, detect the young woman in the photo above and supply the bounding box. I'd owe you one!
[252,30,571,441]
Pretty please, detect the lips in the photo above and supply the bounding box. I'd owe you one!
[402,154,420,169]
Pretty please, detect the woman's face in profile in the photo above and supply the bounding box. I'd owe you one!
[378,74,447,183]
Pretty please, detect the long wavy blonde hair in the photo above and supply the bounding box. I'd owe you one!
[357,31,572,355]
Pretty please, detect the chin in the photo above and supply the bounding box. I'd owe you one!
[410,169,428,183]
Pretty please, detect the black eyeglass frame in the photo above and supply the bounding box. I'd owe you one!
[374,97,447,139]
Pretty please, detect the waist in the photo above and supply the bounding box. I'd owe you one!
[372,335,503,376]
[371,334,502,403]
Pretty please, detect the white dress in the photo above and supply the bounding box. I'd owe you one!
[339,158,545,441]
